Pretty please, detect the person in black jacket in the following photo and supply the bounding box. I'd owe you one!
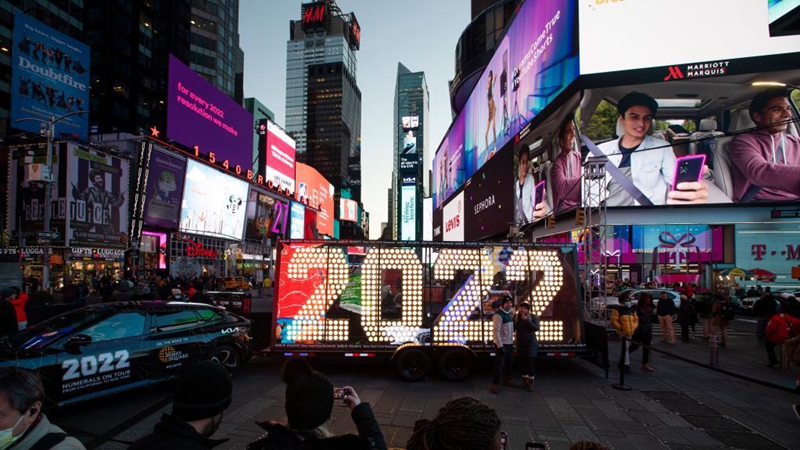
[656,291,676,344]
[753,293,777,340]
[630,292,655,372]
[514,302,540,391]
[0,288,19,337]
[128,361,232,449]
[246,357,386,450]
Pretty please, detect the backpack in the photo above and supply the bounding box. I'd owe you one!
[720,303,735,321]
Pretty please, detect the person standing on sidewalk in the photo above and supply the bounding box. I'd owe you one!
[695,296,713,340]
[764,308,800,368]
[610,292,638,373]
[657,291,676,344]
[514,301,539,391]
[754,293,777,341]
[490,296,516,393]
[678,295,696,341]
[711,294,732,347]
[629,292,655,372]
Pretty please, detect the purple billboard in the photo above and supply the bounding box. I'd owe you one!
[167,55,254,171]
[143,147,186,229]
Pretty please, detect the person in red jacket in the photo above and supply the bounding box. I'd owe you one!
[764,310,800,368]
[10,287,29,330]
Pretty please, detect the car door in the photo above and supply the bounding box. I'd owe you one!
[56,311,149,405]
[146,309,207,379]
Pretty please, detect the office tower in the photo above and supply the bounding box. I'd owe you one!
[393,63,428,241]
[285,0,361,202]
[244,98,275,179]
[190,0,243,103]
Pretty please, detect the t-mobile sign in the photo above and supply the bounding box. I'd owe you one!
[265,120,296,194]
[167,55,254,171]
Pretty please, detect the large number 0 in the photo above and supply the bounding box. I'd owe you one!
[285,246,349,342]
[433,248,494,343]
[506,248,564,341]
[361,248,423,343]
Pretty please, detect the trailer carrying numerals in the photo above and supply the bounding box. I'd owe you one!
[267,239,588,381]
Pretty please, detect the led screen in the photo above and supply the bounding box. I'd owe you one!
[580,0,800,75]
[295,163,335,237]
[179,159,249,240]
[265,120,296,194]
[340,198,358,223]
[143,147,186,229]
[11,13,91,140]
[167,55,254,170]
[273,241,584,349]
[432,0,578,209]
[400,186,416,241]
[290,202,305,239]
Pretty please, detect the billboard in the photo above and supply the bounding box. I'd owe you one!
[265,120,296,194]
[402,116,419,130]
[432,0,579,210]
[295,163,335,237]
[401,185,417,241]
[273,241,584,349]
[770,0,800,36]
[67,145,130,248]
[443,191,465,242]
[465,147,514,241]
[7,143,69,242]
[179,159,249,240]
[11,12,90,140]
[289,202,305,239]
[580,0,800,75]
[143,147,186,229]
[423,198,433,241]
[167,55,254,170]
[244,188,290,241]
[735,223,800,278]
[340,198,358,223]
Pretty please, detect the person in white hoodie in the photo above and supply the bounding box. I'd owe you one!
[589,91,709,206]
[490,296,516,394]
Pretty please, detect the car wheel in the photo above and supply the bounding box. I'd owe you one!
[394,347,431,382]
[436,348,474,382]
[207,345,240,374]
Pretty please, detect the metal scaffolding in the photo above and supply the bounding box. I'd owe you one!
[582,155,608,323]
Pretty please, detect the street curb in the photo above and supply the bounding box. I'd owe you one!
[646,343,798,394]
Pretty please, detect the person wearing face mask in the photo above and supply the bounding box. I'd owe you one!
[0,367,85,450]
[490,296,516,394]
[610,292,639,373]
[729,87,800,203]
[128,361,232,449]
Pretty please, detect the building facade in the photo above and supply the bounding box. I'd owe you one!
[189,0,244,103]
[285,0,361,203]
[244,97,275,179]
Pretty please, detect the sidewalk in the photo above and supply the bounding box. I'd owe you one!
[644,322,798,392]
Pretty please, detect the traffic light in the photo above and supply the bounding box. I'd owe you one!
[575,209,586,226]
[256,119,268,135]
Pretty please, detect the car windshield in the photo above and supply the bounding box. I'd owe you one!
[5,309,109,350]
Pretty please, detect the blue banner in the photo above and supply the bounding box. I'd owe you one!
[11,12,90,140]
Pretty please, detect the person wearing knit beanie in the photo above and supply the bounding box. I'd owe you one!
[129,361,232,449]
[246,357,387,450]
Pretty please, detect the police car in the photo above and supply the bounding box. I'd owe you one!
[0,301,252,407]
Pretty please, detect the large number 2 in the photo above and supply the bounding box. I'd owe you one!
[506,248,564,341]
[433,248,494,343]
[284,246,349,342]
[361,248,423,343]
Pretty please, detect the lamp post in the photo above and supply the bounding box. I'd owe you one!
[14,111,85,293]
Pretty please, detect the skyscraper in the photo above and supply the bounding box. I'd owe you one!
[285,0,361,203]
[189,0,244,103]
[392,63,428,241]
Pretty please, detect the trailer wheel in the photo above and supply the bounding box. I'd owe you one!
[395,348,431,382]
[436,348,474,382]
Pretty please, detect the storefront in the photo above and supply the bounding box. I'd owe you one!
[2,247,67,291]
[66,247,125,288]
[169,233,230,279]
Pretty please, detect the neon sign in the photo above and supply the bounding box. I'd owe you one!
[183,238,218,259]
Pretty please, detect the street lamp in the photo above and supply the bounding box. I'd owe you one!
[14,111,86,293]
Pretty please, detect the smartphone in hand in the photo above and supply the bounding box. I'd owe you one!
[534,180,545,205]
[333,387,351,399]
[671,154,705,191]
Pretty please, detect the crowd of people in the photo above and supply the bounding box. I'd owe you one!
[0,359,617,450]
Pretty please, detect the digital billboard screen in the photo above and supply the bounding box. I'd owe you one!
[770,0,800,36]
[401,185,416,241]
[295,163,334,237]
[11,12,90,140]
[265,120,296,194]
[432,0,578,210]
[244,188,290,241]
[464,146,513,241]
[167,55,254,171]
[402,116,419,130]
[290,202,305,239]
[179,159,249,240]
[580,0,800,74]
[67,145,131,248]
[143,147,186,229]
[340,198,358,223]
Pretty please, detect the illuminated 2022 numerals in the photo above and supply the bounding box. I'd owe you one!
[361,248,424,343]
[506,248,564,341]
[284,246,350,342]
[433,248,494,344]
